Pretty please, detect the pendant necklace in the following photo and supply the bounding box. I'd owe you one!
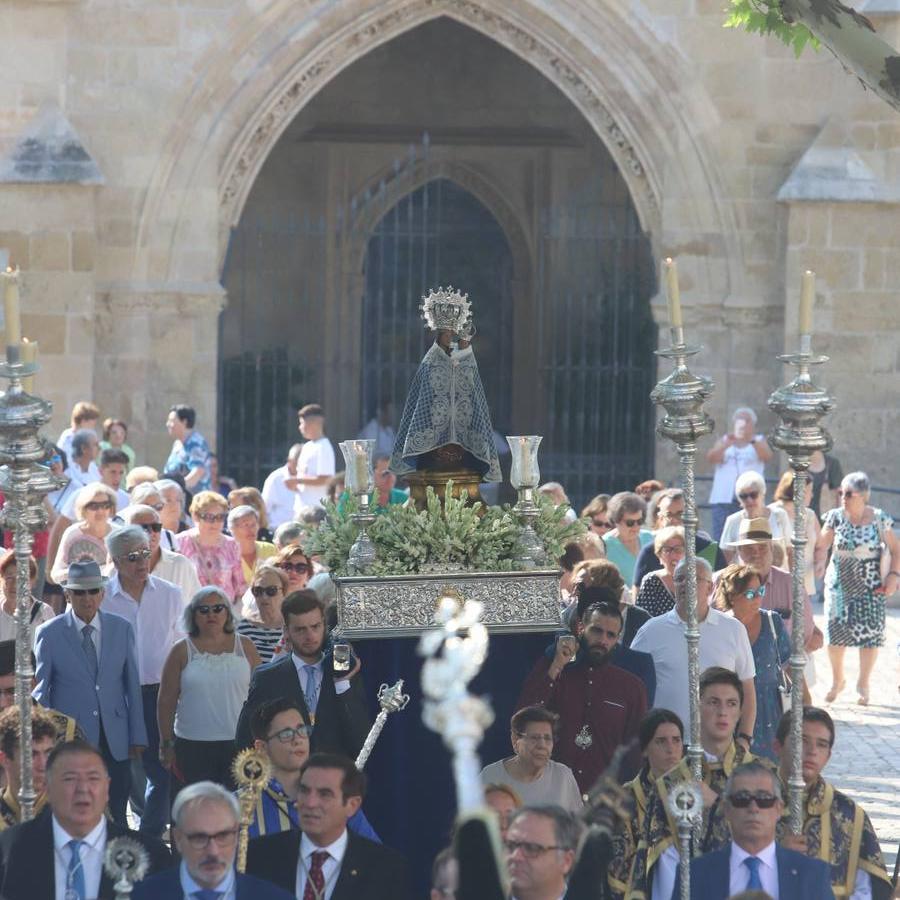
[574,664,594,750]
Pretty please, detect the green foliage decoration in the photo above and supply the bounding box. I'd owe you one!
[724,0,819,57]
[303,485,586,576]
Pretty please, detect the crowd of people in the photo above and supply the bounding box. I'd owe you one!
[0,396,894,900]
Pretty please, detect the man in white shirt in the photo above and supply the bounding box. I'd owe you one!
[0,740,171,899]
[57,401,101,462]
[287,405,336,515]
[245,753,411,899]
[631,556,756,741]
[505,805,581,900]
[357,401,396,458]
[103,526,183,838]
[676,761,835,899]
[262,443,303,529]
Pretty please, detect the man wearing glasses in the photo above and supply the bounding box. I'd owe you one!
[673,761,834,898]
[247,698,379,841]
[133,780,291,899]
[102,526,184,838]
[505,805,581,900]
[33,560,146,828]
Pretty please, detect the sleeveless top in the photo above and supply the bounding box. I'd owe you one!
[174,634,251,741]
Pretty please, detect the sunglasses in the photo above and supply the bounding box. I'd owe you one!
[838,489,856,498]
[49,455,62,466]
[120,548,151,563]
[742,584,767,601]
[198,512,227,523]
[137,522,163,533]
[738,491,759,501]
[69,588,102,597]
[592,519,612,529]
[728,791,779,809]
[195,603,227,615]
[251,585,280,598]
[149,502,165,512]
[84,501,113,511]
[280,562,311,574]
[623,517,644,528]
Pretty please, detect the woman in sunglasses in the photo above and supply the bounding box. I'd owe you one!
[273,545,313,593]
[238,563,289,663]
[720,471,791,567]
[49,483,118,585]
[158,585,261,788]
[715,563,790,760]
[175,491,247,611]
[602,491,653,589]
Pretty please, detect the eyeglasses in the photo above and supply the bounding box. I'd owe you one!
[0,687,16,699]
[661,509,684,521]
[137,522,163,533]
[742,584,767,601]
[838,489,856,498]
[119,549,151,563]
[69,588,102,597]
[737,491,759,501]
[515,732,554,745]
[267,725,312,743]
[195,603,227,615]
[592,519,611,529]
[659,544,684,555]
[280,562,311,574]
[84,501,113,511]
[251,585,281,598]
[504,840,567,858]
[182,828,239,849]
[728,791,779,809]
[198,512,227,523]
[623,517,644,528]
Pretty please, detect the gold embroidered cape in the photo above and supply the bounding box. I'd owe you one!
[0,788,47,831]
[608,765,652,899]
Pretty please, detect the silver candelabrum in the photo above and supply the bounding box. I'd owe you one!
[650,321,714,789]
[506,436,546,569]
[0,269,66,821]
[339,439,377,574]
[767,329,833,833]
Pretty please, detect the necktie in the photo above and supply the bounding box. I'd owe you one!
[81,625,99,679]
[192,891,222,900]
[303,664,319,715]
[67,839,86,900]
[302,850,330,900]
[743,856,763,890]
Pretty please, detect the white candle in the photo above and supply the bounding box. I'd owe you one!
[799,270,815,335]
[663,258,683,328]
[21,338,38,392]
[354,447,369,493]
[2,267,21,347]
[519,437,532,486]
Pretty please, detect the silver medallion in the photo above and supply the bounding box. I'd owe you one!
[575,724,593,750]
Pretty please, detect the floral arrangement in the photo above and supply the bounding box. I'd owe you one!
[304,485,586,577]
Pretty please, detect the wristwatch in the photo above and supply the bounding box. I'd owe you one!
[737,732,753,746]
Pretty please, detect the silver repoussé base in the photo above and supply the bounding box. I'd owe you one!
[767,333,833,833]
[335,569,562,639]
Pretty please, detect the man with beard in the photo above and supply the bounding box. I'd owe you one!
[518,600,647,794]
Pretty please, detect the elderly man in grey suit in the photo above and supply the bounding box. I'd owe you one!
[34,559,146,827]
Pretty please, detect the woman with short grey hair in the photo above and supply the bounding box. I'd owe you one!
[158,586,261,787]
[155,478,188,534]
[228,504,276,584]
[816,471,899,705]
[720,469,791,566]
[603,492,653,588]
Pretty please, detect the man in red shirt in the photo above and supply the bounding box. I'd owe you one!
[517,600,647,793]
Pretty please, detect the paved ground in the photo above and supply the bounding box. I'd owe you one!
[809,604,900,880]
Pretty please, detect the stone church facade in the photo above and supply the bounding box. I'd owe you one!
[1,0,898,496]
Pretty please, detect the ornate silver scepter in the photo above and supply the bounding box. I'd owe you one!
[355,680,410,770]
[0,266,66,822]
[767,270,833,833]
[650,259,715,787]
[419,588,493,813]
[668,782,703,900]
[103,836,149,899]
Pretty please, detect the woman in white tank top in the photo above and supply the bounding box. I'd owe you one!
[158,585,261,788]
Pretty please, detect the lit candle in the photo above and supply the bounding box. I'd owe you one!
[2,267,22,347]
[799,270,815,335]
[663,258,683,328]
[21,338,38,392]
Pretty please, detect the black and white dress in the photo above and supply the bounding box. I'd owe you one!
[635,572,675,618]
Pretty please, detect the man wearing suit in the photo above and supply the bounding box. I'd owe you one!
[673,760,835,899]
[246,753,412,900]
[235,590,370,756]
[133,781,292,899]
[33,560,147,826]
[0,740,171,899]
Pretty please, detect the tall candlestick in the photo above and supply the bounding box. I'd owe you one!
[663,258,683,328]
[20,339,37,393]
[799,270,815,335]
[2,268,21,348]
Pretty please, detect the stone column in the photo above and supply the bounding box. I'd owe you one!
[93,285,226,469]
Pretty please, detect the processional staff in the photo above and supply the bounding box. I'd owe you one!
[767,269,834,833]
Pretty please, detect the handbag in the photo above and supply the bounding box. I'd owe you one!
[767,610,792,713]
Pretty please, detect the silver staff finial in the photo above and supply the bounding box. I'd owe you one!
[355,679,411,770]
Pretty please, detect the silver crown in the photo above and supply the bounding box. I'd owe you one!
[420,286,471,333]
